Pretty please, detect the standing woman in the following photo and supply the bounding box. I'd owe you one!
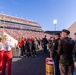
[0,37,4,73]
[2,36,14,75]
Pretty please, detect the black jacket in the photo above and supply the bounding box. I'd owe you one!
[42,38,48,45]
[25,41,31,51]
[31,41,36,50]
[73,43,76,63]
[58,37,75,65]
[52,38,60,59]
[73,43,76,72]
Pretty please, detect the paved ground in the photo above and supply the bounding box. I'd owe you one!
[12,50,50,75]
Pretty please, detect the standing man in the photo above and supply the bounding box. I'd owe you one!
[58,29,75,75]
[31,39,37,57]
[72,43,76,75]
[52,33,60,75]
[25,38,31,58]
[20,36,26,56]
[42,35,48,53]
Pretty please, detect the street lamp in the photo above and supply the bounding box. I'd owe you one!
[53,19,57,32]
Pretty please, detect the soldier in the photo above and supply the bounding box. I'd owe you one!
[58,29,75,75]
[72,43,76,75]
[52,33,60,75]
[42,35,48,53]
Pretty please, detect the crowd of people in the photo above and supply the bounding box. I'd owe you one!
[46,29,76,75]
[0,29,76,75]
[0,14,40,27]
[0,22,43,32]
[16,35,52,58]
[0,28,50,40]
[0,34,50,75]
[16,36,39,58]
[6,29,76,75]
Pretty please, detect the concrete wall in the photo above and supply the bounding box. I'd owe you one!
[68,22,76,39]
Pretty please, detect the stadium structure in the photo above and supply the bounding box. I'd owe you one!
[0,14,50,45]
[68,22,76,39]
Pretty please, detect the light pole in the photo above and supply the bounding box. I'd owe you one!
[53,19,57,32]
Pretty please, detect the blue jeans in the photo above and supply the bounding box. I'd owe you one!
[54,58,60,75]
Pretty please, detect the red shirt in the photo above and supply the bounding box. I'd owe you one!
[30,38,34,42]
[17,42,22,47]
[20,38,26,46]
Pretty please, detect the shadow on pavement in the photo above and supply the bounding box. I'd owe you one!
[12,50,50,75]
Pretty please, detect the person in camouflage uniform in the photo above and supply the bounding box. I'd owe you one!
[52,33,60,75]
[57,29,75,75]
